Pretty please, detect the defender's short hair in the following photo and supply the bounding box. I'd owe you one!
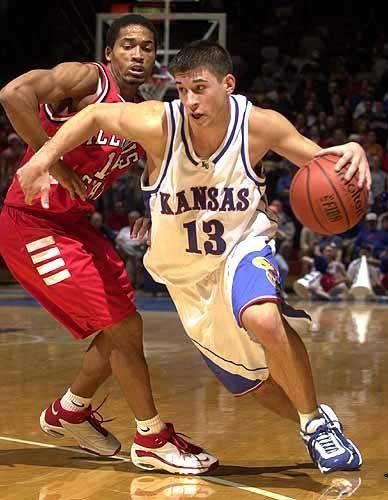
[106,14,158,51]
[169,40,233,80]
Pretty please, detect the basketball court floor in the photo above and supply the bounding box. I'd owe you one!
[0,284,387,499]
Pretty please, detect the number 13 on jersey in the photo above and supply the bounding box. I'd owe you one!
[183,219,226,255]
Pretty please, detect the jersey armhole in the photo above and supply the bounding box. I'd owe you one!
[241,101,266,188]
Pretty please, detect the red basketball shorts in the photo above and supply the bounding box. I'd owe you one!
[0,205,136,339]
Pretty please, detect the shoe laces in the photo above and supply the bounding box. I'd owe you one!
[160,425,202,456]
[309,425,341,457]
[86,395,115,434]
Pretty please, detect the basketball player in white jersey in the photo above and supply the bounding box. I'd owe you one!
[18,40,369,474]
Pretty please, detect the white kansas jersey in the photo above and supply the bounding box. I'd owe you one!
[142,94,277,286]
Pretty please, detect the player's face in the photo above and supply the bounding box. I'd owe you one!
[105,24,156,87]
[175,67,235,127]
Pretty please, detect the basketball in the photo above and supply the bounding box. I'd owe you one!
[289,154,369,235]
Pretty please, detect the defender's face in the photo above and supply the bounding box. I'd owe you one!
[174,67,235,126]
[105,24,156,86]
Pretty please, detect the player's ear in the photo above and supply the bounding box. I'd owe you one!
[105,47,112,63]
[224,74,236,95]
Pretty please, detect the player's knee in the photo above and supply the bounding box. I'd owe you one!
[104,311,143,349]
[242,302,285,349]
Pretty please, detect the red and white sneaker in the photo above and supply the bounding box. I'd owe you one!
[40,399,121,456]
[131,423,219,475]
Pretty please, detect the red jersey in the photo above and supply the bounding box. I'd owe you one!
[4,62,144,214]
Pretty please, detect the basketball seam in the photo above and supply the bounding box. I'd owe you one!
[305,165,331,234]
[313,159,350,228]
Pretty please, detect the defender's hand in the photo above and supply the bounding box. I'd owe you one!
[314,142,371,190]
[50,160,86,201]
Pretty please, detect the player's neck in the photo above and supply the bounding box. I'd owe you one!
[189,102,230,158]
[117,82,139,101]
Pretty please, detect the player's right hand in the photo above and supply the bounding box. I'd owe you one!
[17,162,51,209]
[50,160,86,201]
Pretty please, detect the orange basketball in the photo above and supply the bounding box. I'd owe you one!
[289,154,369,235]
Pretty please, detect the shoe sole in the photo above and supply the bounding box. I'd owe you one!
[131,449,219,475]
[319,460,360,474]
[39,409,121,457]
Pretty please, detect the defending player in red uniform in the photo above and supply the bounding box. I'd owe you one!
[0,15,217,474]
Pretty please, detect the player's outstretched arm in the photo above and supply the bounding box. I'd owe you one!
[37,100,164,167]
[17,100,164,207]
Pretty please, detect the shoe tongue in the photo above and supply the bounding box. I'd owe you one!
[304,417,326,434]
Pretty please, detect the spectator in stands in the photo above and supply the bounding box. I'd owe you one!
[274,160,293,204]
[364,130,384,161]
[299,226,320,274]
[105,200,130,231]
[89,211,117,244]
[353,212,388,258]
[0,132,26,181]
[369,154,388,205]
[294,244,349,300]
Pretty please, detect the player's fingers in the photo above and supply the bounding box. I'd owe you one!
[64,182,76,200]
[41,187,50,209]
[344,157,361,183]
[73,178,86,200]
[25,190,33,205]
[137,218,151,240]
[335,151,353,172]
[130,218,142,238]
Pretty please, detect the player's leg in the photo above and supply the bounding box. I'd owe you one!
[69,332,112,398]
[61,214,218,473]
[243,302,319,414]
[69,313,156,419]
[231,243,361,473]
[0,208,129,454]
[251,376,298,422]
[251,377,358,453]
[0,207,217,471]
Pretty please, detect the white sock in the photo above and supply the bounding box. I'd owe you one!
[298,408,321,432]
[60,389,92,412]
[136,414,166,435]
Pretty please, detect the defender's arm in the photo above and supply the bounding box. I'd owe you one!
[0,63,99,151]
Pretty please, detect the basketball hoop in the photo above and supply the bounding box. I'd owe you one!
[139,65,175,100]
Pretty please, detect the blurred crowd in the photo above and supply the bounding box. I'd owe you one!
[0,2,387,296]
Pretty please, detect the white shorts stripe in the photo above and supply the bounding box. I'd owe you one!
[36,258,65,276]
[26,236,55,253]
[30,247,60,264]
[43,269,71,286]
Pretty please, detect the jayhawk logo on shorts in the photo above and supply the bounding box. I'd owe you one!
[252,257,280,289]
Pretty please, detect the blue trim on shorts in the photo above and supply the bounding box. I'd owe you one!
[232,246,282,327]
[200,352,264,395]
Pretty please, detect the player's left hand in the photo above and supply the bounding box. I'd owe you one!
[314,141,371,190]
[130,216,151,245]
[50,160,86,201]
